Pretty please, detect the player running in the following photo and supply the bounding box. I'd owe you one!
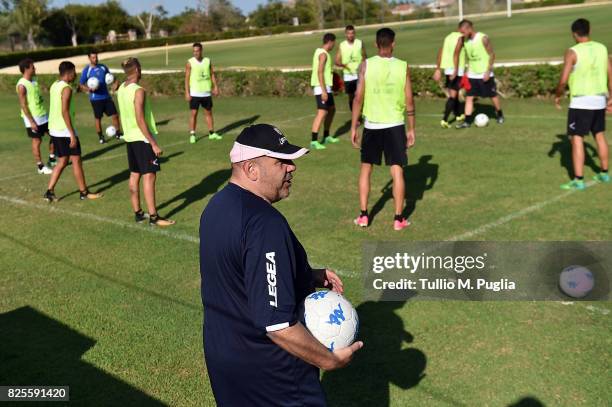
[44,61,102,202]
[455,20,504,129]
[335,25,366,115]
[310,33,338,150]
[117,58,175,226]
[351,28,416,231]
[185,42,221,144]
[16,58,56,174]
[555,18,611,190]
[433,25,466,128]
[79,51,122,144]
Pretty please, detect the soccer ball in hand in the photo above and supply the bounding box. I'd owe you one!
[105,73,115,85]
[105,126,117,138]
[87,77,100,91]
[303,290,359,352]
[559,265,594,298]
[474,113,489,128]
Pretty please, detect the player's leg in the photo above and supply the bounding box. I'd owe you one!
[593,117,610,182]
[441,77,457,128]
[30,136,50,175]
[561,109,589,190]
[390,164,406,225]
[47,131,56,167]
[311,107,328,150]
[189,108,198,143]
[95,117,105,144]
[491,95,504,124]
[68,136,101,200]
[356,163,372,227]
[457,94,475,129]
[323,104,339,145]
[385,126,409,230]
[129,171,145,219]
[205,103,221,140]
[143,172,175,226]
[45,155,68,201]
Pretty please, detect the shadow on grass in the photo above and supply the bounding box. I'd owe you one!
[548,134,600,180]
[0,231,200,313]
[473,102,498,118]
[369,155,438,225]
[321,300,426,407]
[59,152,184,200]
[155,118,172,127]
[0,306,167,406]
[218,115,260,135]
[157,168,231,218]
[334,119,352,138]
[508,396,545,407]
[82,140,124,161]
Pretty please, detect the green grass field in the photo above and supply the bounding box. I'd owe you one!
[0,90,610,406]
[102,4,612,70]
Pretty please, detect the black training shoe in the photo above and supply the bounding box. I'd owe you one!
[496,116,505,124]
[456,122,472,129]
[44,190,58,202]
[98,136,106,144]
[149,214,176,227]
[135,210,147,223]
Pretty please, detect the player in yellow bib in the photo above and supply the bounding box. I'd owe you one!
[335,25,366,114]
[44,61,102,203]
[185,42,220,144]
[350,28,416,231]
[118,58,175,226]
[310,33,337,150]
[554,19,612,190]
[433,25,466,128]
[455,20,504,129]
[16,58,56,174]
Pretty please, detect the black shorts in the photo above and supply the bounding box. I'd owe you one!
[445,75,462,91]
[315,93,335,110]
[91,98,118,119]
[567,108,606,137]
[361,125,407,166]
[466,78,497,98]
[51,136,81,158]
[190,96,213,111]
[127,141,160,174]
[26,122,49,139]
[345,79,358,95]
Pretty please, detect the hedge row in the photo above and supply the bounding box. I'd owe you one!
[0,65,563,98]
[0,25,319,69]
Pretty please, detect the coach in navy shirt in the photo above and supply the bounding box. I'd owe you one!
[200,124,363,406]
[79,51,122,144]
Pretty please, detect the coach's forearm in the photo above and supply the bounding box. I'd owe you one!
[267,322,338,370]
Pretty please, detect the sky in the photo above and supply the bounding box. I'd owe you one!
[51,0,268,16]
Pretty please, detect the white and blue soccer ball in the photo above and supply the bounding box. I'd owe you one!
[105,73,114,85]
[474,113,490,128]
[105,125,117,138]
[87,76,100,91]
[303,290,358,352]
[559,265,594,298]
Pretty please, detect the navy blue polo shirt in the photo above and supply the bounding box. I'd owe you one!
[200,182,326,407]
[80,64,111,101]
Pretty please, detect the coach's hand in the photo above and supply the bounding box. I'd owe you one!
[328,341,364,370]
[213,87,220,97]
[30,122,39,133]
[185,94,191,102]
[432,68,441,82]
[152,143,163,157]
[314,269,344,294]
[483,72,491,82]
[607,100,612,114]
[554,96,562,110]
[69,136,77,149]
[321,91,328,103]
[407,129,416,148]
